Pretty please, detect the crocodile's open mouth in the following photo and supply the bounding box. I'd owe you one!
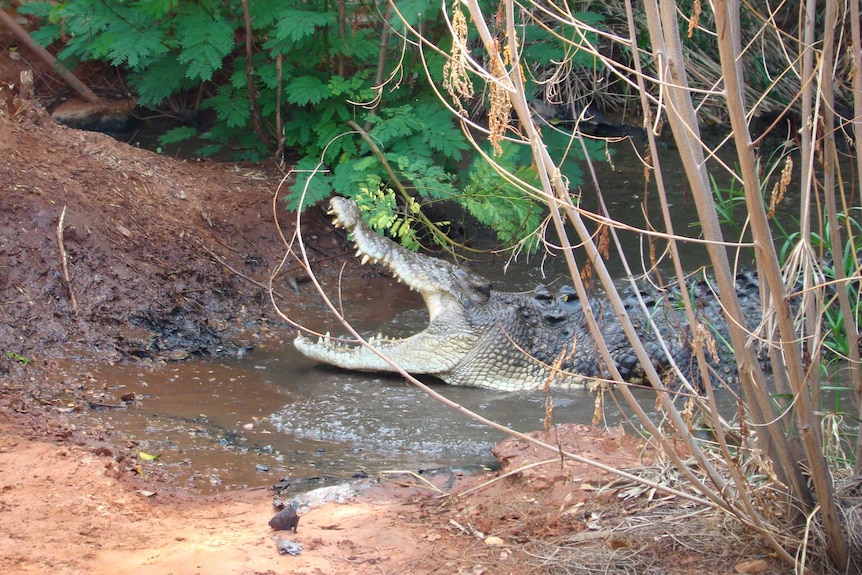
[293,197,482,375]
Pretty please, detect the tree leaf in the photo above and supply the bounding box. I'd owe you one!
[286,76,330,106]
[273,10,336,43]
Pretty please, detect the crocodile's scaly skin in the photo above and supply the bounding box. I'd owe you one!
[294,197,753,391]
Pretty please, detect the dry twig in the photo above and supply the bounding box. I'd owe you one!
[56,206,78,313]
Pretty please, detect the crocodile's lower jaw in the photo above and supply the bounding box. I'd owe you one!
[293,329,470,377]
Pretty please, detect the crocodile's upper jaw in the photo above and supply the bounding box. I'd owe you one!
[293,197,485,378]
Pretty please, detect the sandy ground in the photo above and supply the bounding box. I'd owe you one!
[0,407,702,575]
[0,420,443,575]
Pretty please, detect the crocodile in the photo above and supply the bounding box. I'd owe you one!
[294,197,756,391]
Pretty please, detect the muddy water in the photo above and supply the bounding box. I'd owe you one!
[83,271,604,493]
[88,140,744,493]
[89,336,621,493]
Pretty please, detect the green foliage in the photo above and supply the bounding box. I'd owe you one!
[713,160,862,371]
[174,7,234,82]
[354,185,423,251]
[128,55,195,107]
[5,351,31,366]
[286,98,466,213]
[793,209,862,365]
[522,12,604,69]
[17,0,226,107]
[202,85,250,129]
[388,0,439,27]
[462,142,543,252]
[159,125,198,145]
[285,76,330,106]
[271,10,336,44]
[20,0,606,253]
[707,173,747,233]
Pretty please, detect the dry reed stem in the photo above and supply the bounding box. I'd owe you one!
[56,206,77,313]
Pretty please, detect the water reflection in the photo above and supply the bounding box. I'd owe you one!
[89,339,610,493]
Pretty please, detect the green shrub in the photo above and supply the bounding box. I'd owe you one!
[16,0,607,252]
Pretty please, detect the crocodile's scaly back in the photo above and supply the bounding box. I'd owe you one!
[294,197,749,391]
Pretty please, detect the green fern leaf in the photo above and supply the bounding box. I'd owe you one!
[461,142,543,251]
[16,3,63,46]
[175,9,234,82]
[353,180,420,251]
[313,120,355,164]
[247,0,287,28]
[104,19,167,69]
[273,10,336,43]
[463,191,542,250]
[202,86,250,128]
[394,157,457,201]
[351,156,379,173]
[158,126,198,146]
[330,158,378,198]
[328,74,371,98]
[58,8,115,61]
[253,57,283,90]
[284,112,316,149]
[128,55,189,107]
[388,0,437,27]
[286,76,330,106]
[355,183,397,231]
[72,6,168,69]
[287,158,335,211]
[28,22,63,48]
[14,1,53,18]
[138,0,184,20]
[368,106,422,147]
[411,102,468,160]
[331,30,379,60]
[196,143,225,157]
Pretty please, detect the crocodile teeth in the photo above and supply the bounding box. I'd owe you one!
[360,254,370,265]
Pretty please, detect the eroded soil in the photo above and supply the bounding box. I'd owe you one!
[0,47,785,573]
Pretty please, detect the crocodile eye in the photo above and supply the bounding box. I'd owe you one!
[558,285,578,303]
